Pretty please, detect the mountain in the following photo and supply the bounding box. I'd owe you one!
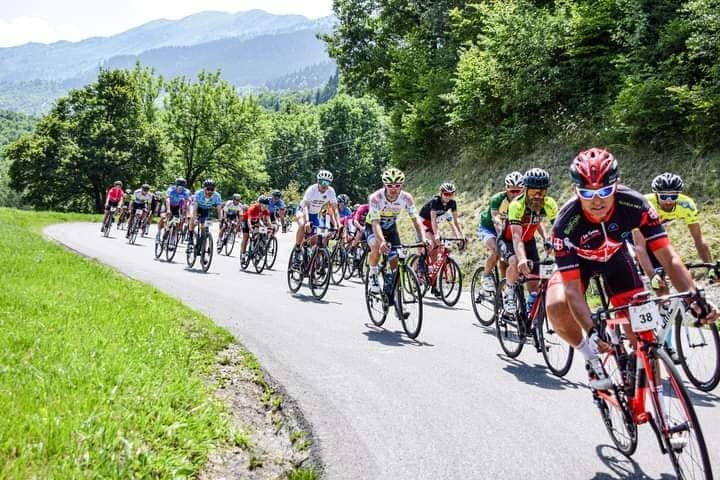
[0,10,336,115]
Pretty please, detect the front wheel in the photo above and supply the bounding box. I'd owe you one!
[166,226,179,262]
[438,257,462,307]
[265,236,278,269]
[200,231,213,272]
[397,266,423,339]
[154,227,164,258]
[364,268,388,326]
[186,233,197,268]
[596,352,638,456]
[224,231,237,256]
[287,247,304,293]
[470,266,498,327]
[536,297,574,377]
[330,245,347,285]
[495,280,526,358]
[253,238,267,274]
[309,248,331,299]
[675,314,720,392]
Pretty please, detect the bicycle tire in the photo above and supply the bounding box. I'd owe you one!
[398,266,423,339]
[343,247,356,280]
[265,236,278,269]
[200,231,213,272]
[225,231,236,256]
[536,296,574,377]
[675,315,720,392]
[102,214,112,237]
[310,248,331,299]
[439,256,462,307]
[470,266,498,327]
[166,226,179,262]
[253,237,267,274]
[495,280,526,358]
[330,245,347,285]
[154,228,164,258]
[407,254,430,298]
[364,267,388,326]
[360,249,370,283]
[129,216,139,244]
[651,349,713,479]
[287,247,304,293]
[596,351,638,456]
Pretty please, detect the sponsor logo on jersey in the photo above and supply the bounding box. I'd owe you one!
[580,229,601,245]
[608,223,619,232]
[563,214,581,235]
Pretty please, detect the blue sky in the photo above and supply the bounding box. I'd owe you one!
[0,0,334,47]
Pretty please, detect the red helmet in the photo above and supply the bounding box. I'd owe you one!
[570,148,619,188]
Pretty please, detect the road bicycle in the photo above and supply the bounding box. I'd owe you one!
[186,217,214,272]
[364,243,424,339]
[328,229,348,285]
[101,206,117,237]
[344,242,369,281]
[590,283,713,479]
[162,215,183,262]
[409,238,465,307]
[218,218,239,256]
[495,259,574,376]
[287,228,333,300]
[470,261,501,327]
[241,224,273,274]
[116,206,128,230]
[126,208,145,245]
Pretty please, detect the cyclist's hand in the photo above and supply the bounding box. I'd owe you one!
[650,274,667,290]
[688,293,719,325]
[459,237,467,251]
[518,258,531,276]
[303,222,313,234]
[543,241,553,256]
[380,241,391,255]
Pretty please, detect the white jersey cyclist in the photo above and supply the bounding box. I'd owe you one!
[366,189,417,229]
[224,200,244,216]
[132,188,153,206]
[300,183,338,215]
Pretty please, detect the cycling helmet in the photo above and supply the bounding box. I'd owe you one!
[141,183,150,191]
[381,167,405,184]
[317,170,334,182]
[504,171,524,188]
[258,195,270,205]
[523,168,551,189]
[570,148,618,188]
[175,177,187,187]
[155,191,163,198]
[651,172,683,192]
[232,193,241,201]
[125,188,132,194]
[271,189,282,198]
[338,194,350,204]
[440,182,456,193]
[114,180,123,187]
[203,179,215,189]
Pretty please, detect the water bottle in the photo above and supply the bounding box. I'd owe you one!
[526,291,538,314]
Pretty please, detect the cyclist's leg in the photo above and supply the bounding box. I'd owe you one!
[294,207,306,247]
[240,220,250,255]
[188,205,198,244]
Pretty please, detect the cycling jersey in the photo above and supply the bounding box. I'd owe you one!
[645,193,699,225]
[193,190,222,209]
[366,189,416,230]
[268,199,285,215]
[419,195,457,220]
[302,184,337,215]
[353,204,369,225]
[167,186,191,207]
[224,200,244,216]
[132,189,153,205]
[338,206,353,219]
[480,191,513,231]
[243,203,270,222]
[552,185,668,282]
[106,186,124,203]
[503,194,558,241]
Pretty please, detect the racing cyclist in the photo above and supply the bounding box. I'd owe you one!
[219,193,245,251]
[126,184,153,238]
[477,172,525,291]
[240,196,273,263]
[160,178,191,233]
[545,148,717,390]
[366,168,425,294]
[102,180,125,233]
[294,170,340,253]
[350,203,369,248]
[337,194,353,242]
[188,180,223,249]
[268,190,287,232]
[117,188,133,228]
[418,182,466,270]
[500,169,557,314]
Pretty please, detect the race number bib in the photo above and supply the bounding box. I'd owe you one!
[539,263,555,279]
[259,226,267,234]
[629,302,661,332]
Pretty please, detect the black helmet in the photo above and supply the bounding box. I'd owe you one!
[338,194,350,204]
[141,183,150,191]
[523,168,551,189]
[258,195,270,206]
[175,177,186,187]
[203,179,215,189]
[271,189,282,198]
[651,173,683,192]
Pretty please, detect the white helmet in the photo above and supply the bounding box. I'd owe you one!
[504,171,524,188]
[317,170,334,182]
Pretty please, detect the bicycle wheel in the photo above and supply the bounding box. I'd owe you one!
[200,232,213,272]
[536,297,574,377]
[154,228,164,258]
[310,248,331,299]
[439,257,462,307]
[186,234,197,268]
[360,249,370,283]
[495,280,526,358]
[330,245,347,285]
[287,248,304,292]
[650,349,713,479]
[265,236,278,269]
[225,231,236,256]
[470,266,498,327]
[102,214,112,237]
[253,238,267,274]
[596,351,638,456]
[397,266,423,339]
[675,313,720,392]
[407,254,430,298]
[364,268,388,326]
[129,216,139,244]
[240,241,253,271]
[166,226,179,262]
[343,247,356,280]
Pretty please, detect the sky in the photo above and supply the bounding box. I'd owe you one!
[0,0,334,47]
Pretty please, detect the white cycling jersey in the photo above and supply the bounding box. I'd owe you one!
[132,189,153,204]
[302,184,337,215]
[367,188,417,229]
[224,200,244,215]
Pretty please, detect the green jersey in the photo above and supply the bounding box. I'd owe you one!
[480,191,513,230]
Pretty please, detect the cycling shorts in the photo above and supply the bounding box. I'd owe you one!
[105,200,120,210]
[477,225,497,242]
[365,224,401,256]
[497,237,539,269]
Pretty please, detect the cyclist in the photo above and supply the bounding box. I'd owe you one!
[117,188,133,228]
[545,148,717,390]
[294,170,339,253]
[240,195,273,263]
[102,180,125,233]
[160,178,191,232]
[219,193,245,251]
[477,172,525,291]
[367,168,425,294]
[125,184,153,238]
[350,203,369,248]
[500,168,557,315]
[188,179,223,248]
[633,172,715,293]
[148,190,164,228]
[268,190,287,232]
[418,182,466,269]
[337,194,353,241]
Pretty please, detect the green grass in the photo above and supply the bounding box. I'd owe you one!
[0,208,235,478]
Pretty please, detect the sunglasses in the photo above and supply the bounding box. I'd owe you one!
[657,192,679,202]
[205,187,215,192]
[441,191,454,197]
[577,184,616,200]
[385,183,403,189]
[319,180,331,187]
[507,188,523,195]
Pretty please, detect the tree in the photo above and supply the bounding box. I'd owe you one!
[8,66,164,212]
[162,70,271,198]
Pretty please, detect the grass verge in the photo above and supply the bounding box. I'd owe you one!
[0,208,235,478]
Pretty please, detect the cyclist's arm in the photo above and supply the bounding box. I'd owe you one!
[491,210,503,235]
[430,210,440,240]
[654,245,694,293]
[688,223,713,263]
[451,214,463,238]
[630,229,656,280]
[511,224,527,265]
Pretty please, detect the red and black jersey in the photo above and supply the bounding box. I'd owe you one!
[552,185,668,282]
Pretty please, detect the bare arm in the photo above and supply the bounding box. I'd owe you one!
[688,223,713,263]
[631,229,657,279]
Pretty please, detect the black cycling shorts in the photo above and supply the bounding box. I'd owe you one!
[497,237,540,267]
[105,200,119,210]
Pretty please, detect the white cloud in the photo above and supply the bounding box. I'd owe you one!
[0,16,84,47]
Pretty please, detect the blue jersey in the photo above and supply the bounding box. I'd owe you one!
[338,206,353,219]
[166,186,191,206]
[194,190,222,209]
[268,199,285,214]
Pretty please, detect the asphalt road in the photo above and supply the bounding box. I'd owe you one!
[46,222,720,479]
